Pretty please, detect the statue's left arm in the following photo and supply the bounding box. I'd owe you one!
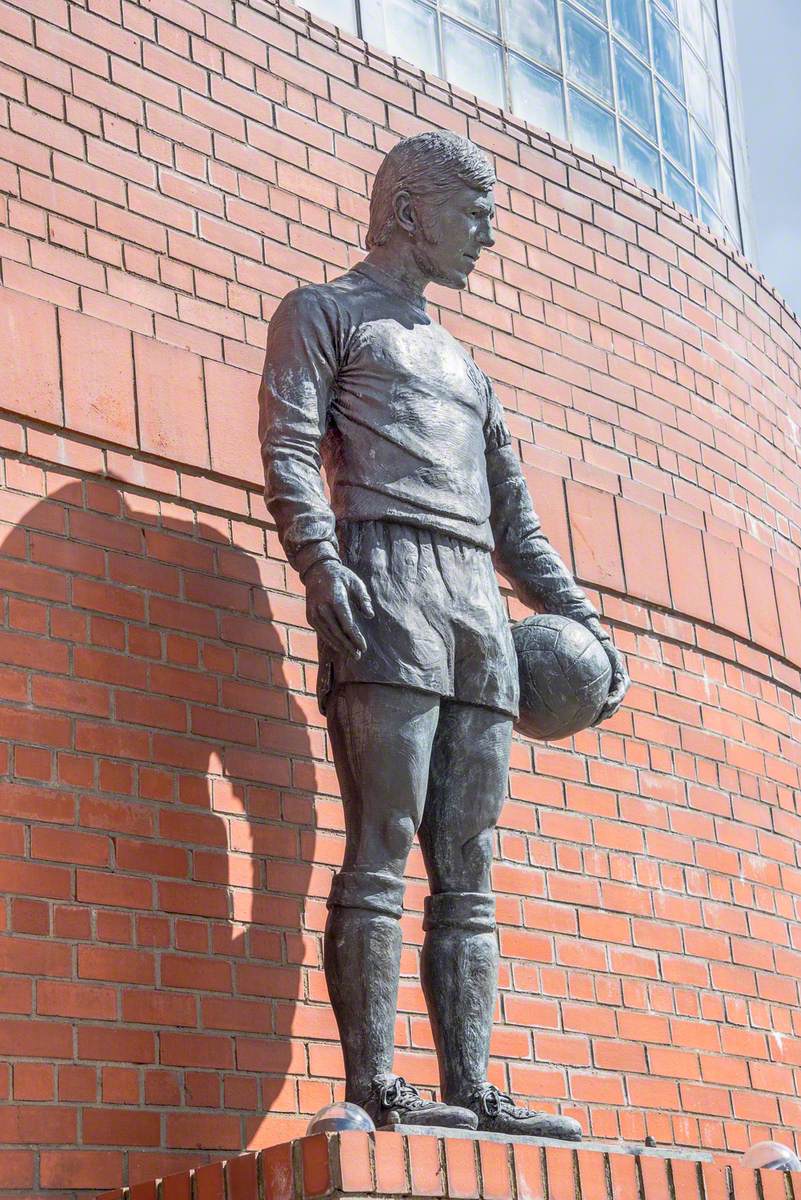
[483,379,630,723]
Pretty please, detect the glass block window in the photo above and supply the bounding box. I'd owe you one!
[509,55,566,139]
[611,0,648,56]
[300,0,750,251]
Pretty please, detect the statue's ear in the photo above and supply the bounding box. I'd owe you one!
[393,190,416,237]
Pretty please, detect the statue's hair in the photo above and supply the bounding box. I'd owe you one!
[365,131,495,249]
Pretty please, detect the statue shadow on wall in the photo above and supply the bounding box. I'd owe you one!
[0,475,331,1175]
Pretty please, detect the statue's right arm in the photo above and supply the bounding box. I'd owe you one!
[258,287,373,658]
[258,286,342,580]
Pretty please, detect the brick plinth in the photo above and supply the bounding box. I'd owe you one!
[95,1132,795,1200]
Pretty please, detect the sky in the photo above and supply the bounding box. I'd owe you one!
[732,0,801,318]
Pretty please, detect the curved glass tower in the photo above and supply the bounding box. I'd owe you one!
[301,0,753,255]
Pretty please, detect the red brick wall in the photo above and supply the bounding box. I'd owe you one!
[1,0,801,1195]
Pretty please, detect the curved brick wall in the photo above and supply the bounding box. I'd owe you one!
[1,0,801,1195]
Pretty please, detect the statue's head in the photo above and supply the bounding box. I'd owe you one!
[366,131,496,289]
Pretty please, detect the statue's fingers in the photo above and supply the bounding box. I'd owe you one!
[316,604,354,658]
[605,650,629,691]
[591,669,627,725]
[330,596,367,657]
[592,700,616,726]
[348,575,374,618]
[311,606,340,651]
[597,680,627,723]
[591,699,613,726]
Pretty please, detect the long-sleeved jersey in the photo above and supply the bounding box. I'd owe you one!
[258,258,598,625]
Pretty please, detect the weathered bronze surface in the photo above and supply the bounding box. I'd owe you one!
[259,131,629,1137]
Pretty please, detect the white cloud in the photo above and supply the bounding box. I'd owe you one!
[733,0,801,316]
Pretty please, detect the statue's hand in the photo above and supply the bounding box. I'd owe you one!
[304,560,374,659]
[582,616,630,725]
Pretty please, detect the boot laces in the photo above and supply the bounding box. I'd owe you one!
[474,1083,529,1119]
[379,1076,428,1111]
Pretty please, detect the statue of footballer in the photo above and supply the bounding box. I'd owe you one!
[258,131,629,1138]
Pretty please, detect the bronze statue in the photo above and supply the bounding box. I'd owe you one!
[258,132,629,1138]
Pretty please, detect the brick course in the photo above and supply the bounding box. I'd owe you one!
[94,1133,799,1200]
[2,0,801,1195]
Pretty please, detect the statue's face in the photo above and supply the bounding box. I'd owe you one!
[411,185,496,289]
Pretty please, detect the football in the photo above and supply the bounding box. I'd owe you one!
[512,613,612,741]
